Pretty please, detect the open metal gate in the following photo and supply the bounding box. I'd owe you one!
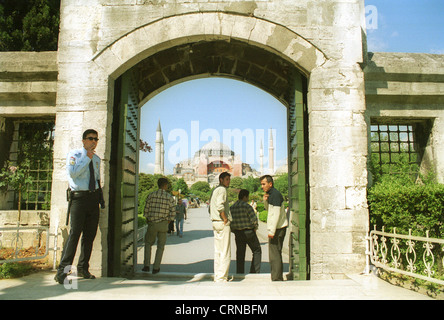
[288,72,309,280]
[108,71,139,277]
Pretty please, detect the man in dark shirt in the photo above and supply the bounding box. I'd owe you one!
[230,189,262,274]
[260,175,288,281]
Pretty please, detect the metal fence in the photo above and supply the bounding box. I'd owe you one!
[137,225,147,242]
[367,226,444,286]
[0,226,49,263]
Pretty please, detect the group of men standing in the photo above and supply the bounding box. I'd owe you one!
[210,172,288,282]
[141,171,288,282]
[55,129,287,284]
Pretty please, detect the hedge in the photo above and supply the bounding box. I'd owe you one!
[368,179,444,239]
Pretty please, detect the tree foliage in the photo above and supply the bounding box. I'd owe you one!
[0,0,60,51]
[172,178,189,196]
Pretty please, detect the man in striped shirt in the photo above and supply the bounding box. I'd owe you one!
[230,189,262,274]
[143,178,175,274]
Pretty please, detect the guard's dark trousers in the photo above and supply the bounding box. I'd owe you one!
[58,192,100,273]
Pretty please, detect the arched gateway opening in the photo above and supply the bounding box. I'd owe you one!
[93,13,326,279]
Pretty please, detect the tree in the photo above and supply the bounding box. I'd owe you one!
[230,176,243,190]
[172,178,189,196]
[273,173,288,199]
[242,176,261,193]
[0,0,60,51]
[139,139,152,153]
[190,181,211,194]
[0,161,32,219]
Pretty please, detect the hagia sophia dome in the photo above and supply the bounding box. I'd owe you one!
[196,140,235,157]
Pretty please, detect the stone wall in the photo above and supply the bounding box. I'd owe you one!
[0,51,58,116]
[0,211,49,249]
[365,52,444,184]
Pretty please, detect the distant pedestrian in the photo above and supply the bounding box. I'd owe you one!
[143,178,175,274]
[175,199,187,237]
[260,175,288,281]
[168,220,175,235]
[250,200,257,214]
[230,189,261,274]
[209,172,232,282]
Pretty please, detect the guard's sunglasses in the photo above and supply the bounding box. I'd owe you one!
[85,137,99,141]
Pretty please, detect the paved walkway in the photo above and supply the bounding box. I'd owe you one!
[0,207,434,300]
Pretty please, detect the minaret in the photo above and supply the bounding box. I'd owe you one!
[160,134,164,175]
[268,127,274,174]
[154,120,163,174]
[259,139,264,174]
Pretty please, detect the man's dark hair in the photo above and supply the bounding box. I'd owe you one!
[83,129,98,139]
[219,172,231,182]
[238,189,249,200]
[157,177,169,188]
[260,174,273,185]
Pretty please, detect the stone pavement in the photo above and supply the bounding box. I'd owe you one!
[0,208,434,301]
[0,270,433,300]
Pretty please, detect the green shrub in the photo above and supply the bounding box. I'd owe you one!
[368,179,444,238]
[368,173,444,276]
[0,262,33,279]
[256,202,265,213]
[138,214,147,227]
[259,210,268,222]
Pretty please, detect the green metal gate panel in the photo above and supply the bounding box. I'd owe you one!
[288,73,309,280]
[112,71,139,277]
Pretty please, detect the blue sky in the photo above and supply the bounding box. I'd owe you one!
[139,1,444,174]
[365,0,444,53]
[139,78,286,174]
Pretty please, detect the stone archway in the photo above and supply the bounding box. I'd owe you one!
[92,12,326,81]
[92,12,320,278]
[53,7,369,279]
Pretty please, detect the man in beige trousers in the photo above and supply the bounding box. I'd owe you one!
[209,172,232,282]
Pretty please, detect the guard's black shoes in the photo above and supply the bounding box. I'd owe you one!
[77,270,96,279]
[54,272,68,284]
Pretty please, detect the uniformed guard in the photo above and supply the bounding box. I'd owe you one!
[54,129,102,284]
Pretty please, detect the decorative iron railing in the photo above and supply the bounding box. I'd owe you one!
[0,226,49,263]
[367,226,444,286]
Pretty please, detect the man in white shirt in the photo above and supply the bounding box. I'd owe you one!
[209,172,232,282]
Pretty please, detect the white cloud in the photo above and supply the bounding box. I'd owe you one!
[430,49,444,54]
[142,163,155,174]
[367,32,389,52]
